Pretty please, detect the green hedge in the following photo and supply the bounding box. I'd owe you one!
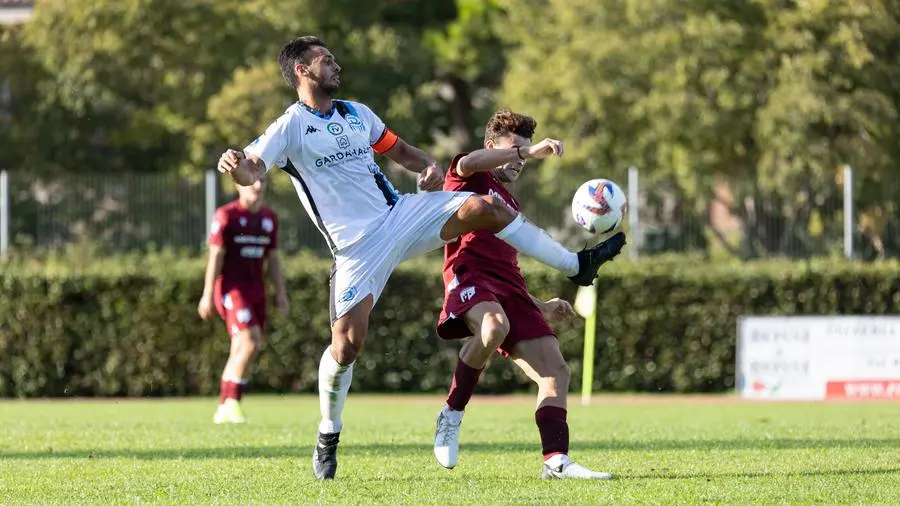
[2,253,898,397]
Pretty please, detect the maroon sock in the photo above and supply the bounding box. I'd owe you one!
[446,360,483,411]
[220,381,241,403]
[219,380,229,404]
[535,406,569,459]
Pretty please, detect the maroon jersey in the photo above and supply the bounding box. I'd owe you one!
[442,153,528,294]
[208,200,279,300]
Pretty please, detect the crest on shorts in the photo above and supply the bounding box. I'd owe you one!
[236,309,252,324]
[339,286,358,304]
[223,294,234,310]
[460,286,476,303]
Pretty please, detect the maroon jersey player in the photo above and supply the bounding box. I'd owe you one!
[197,174,289,424]
[433,109,625,480]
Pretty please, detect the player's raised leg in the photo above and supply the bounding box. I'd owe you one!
[434,301,509,469]
[439,196,626,286]
[510,337,612,480]
[313,293,374,480]
[214,325,263,424]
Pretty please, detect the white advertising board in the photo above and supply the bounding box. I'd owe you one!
[737,316,900,400]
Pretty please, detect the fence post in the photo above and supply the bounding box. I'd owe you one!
[627,166,639,260]
[0,170,8,257]
[843,165,853,260]
[205,170,217,238]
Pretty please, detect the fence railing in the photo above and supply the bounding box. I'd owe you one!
[0,166,896,260]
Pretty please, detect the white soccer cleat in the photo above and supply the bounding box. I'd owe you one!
[213,399,246,424]
[540,454,613,480]
[433,406,464,469]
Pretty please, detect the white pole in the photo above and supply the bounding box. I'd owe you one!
[843,165,853,260]
[0,170,8,257]
[627,166,639,259]
[205,170,217,237]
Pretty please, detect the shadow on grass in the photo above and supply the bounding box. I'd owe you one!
[3,438,899,461]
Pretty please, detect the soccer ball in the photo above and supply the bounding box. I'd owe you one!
[571,178,627,234]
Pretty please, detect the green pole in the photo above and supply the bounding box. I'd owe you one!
[579,280,598,406]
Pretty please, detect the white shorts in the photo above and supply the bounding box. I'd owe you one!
[329,191,473,323]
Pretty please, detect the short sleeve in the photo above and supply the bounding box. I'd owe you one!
[244,112,297,170]
[354,102,398,154]
[444,152,489,192]
[208,208,229,247]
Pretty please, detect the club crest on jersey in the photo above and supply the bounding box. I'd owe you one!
[327,123,344,135]
[239,217,248,227]
[588,182,613,215]
[345,114,365,132]
[262,218,274,232]
[336,135,351,149]
[339,286,358,304]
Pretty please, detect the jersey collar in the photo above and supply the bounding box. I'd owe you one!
[299,100,336,119]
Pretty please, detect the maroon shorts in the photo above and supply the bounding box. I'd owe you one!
[437,276,555,357]
[214,286,267,338]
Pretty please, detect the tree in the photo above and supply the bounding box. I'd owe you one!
[496,0,900,258]
[22,0,272,174]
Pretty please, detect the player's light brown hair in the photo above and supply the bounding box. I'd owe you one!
[484,108,537,143]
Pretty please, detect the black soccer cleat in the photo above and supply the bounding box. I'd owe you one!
[312,431,340,480]
[568,232,627,286]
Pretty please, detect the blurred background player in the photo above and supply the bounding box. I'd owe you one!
[197,174,290,424]
[433,109,622,480]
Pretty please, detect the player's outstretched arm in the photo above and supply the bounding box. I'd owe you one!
[218,149,266,186]
[266,250,290,316]
[455,138,564,178]
[382,138,444,191]
[198,245,226,320]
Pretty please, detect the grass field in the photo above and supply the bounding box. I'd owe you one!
[2,394,899,505]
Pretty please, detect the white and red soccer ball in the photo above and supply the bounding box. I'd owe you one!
[571,178,627,235]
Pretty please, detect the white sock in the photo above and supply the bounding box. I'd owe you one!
[495,215,579,276]
[318,345,354,434]
[545,453,570,468]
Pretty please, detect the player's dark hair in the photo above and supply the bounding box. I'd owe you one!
[484,108,537,143]
[278,36,327,88]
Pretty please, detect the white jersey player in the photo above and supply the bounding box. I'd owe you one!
[217,36,627,480]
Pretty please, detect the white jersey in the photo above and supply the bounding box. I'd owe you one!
[244,99,402,252]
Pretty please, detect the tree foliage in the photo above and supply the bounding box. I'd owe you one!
[4,0,900,258]
[497,0,900,258]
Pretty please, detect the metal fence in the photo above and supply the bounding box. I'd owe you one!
[0,166,897,260]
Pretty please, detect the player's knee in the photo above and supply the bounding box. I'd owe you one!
[482,313,510,348]
[462,196,515,231]
[555,362,572,389]
[539,362,571,395]
[243,332,260,355]
[331,332,363,365]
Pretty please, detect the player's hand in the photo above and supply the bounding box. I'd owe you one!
[217,149,245,175]
[541,297,576,321]
[418,161,444,192]
[275,292,290,316]
[526,138,564,159]
[197,294,216,321]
